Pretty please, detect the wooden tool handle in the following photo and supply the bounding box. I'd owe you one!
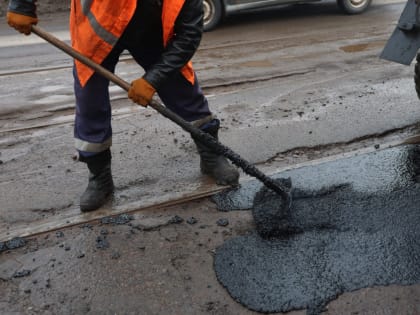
[31,25,290,200]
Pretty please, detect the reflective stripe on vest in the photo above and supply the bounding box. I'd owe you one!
[70,0,195,87]
[81,0,118,47]
[70,0,137,87]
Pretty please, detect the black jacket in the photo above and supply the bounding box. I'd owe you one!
[142,0,204,89]
[8,0,36,17]
[8,0,204,89]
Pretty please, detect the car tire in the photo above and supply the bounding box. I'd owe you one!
[203,0,223,31]
[337,0,371,14]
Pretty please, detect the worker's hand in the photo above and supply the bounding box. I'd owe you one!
[128,77,156,107]
[7,12,38,35]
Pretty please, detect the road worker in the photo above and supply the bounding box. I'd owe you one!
[7,0,239,212]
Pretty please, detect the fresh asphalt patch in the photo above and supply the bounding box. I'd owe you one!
[213,145,420,314]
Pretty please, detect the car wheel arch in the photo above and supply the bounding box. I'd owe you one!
[203,0,226,31]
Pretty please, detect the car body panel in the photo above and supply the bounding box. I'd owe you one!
[224,0,321,14]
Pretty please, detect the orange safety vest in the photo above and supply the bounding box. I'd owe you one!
[70,0,195,87]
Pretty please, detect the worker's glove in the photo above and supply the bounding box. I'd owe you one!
[7,12,38,35]
[128,77,156,107]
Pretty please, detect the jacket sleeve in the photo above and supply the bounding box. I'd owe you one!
[8,0,37,17]
[143,0,203,89]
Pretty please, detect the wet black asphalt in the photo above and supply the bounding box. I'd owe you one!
[213,144,420,314]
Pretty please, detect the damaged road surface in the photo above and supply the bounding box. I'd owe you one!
[2,0,420,242]
[1,145,420,315]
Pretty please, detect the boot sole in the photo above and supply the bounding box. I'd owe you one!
[80,191,113,212]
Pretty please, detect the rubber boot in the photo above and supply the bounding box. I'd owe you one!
[79,149,114,212]
[193,119,240,186]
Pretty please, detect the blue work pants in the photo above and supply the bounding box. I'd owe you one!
[73,41,211,157]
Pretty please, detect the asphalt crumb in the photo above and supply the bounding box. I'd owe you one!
[101,214,134,225]
[186,217,198,225]
[96,236,110,250]
[1,237,27,253]
[169,215,184,224]
[216,218,229,227]
[13,269,31,278]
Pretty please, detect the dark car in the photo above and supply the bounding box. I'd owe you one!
[203,0,372,31]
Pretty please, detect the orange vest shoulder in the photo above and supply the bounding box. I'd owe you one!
[71,0,194,87]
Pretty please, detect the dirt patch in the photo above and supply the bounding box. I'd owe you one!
[339,41,386,53]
